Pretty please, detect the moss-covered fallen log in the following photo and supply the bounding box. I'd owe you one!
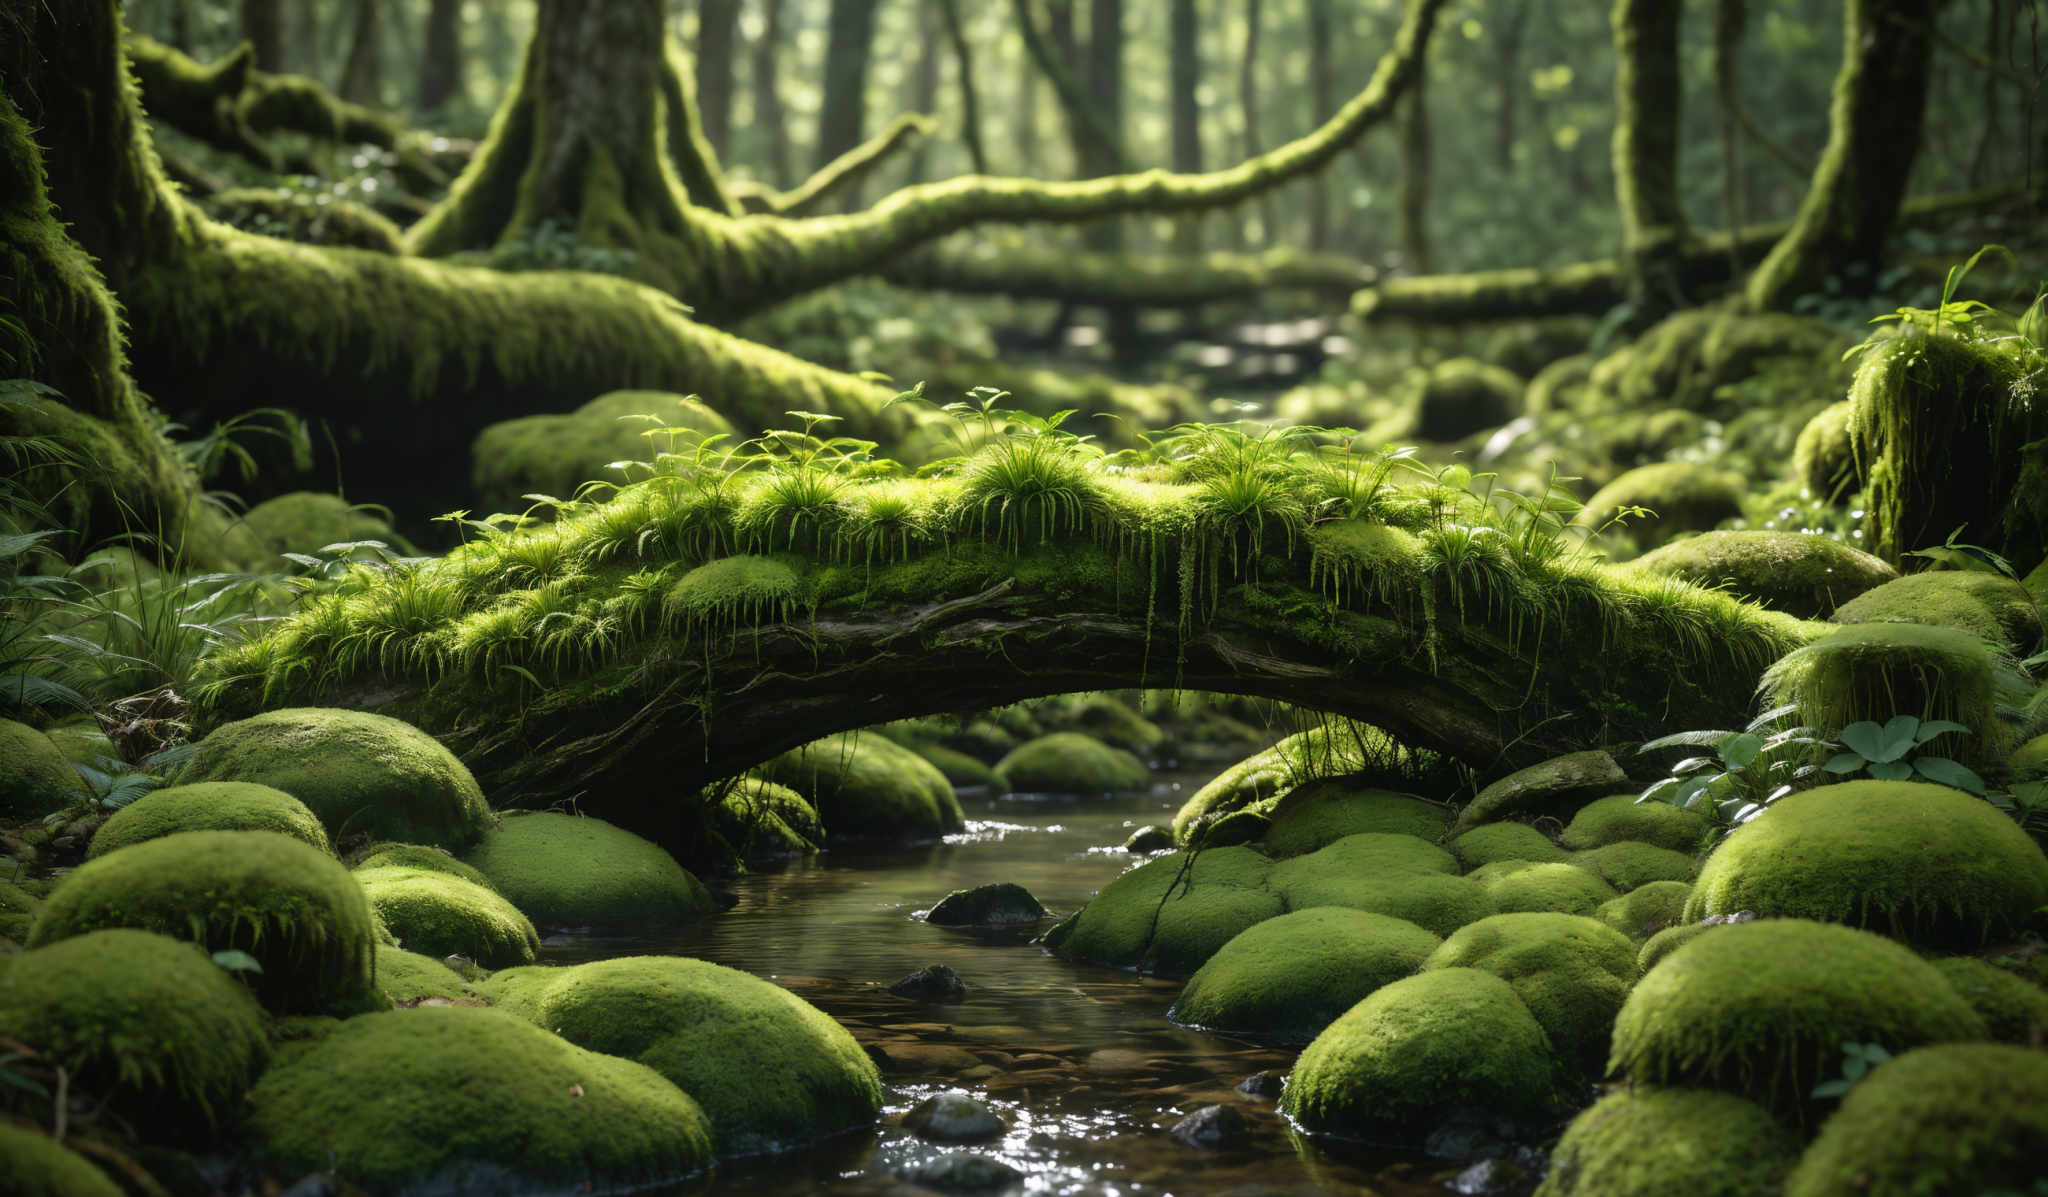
[883,243,1374,307]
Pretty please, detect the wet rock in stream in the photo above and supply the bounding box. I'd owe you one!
[1235,1070,1285,1099]
[1123,824,1175,853]
[925,883,1050,926]
[903,1091,1006,1142]
[890,964,968,1002]
[1170,1103,1254,1149]
[902,1152,1025,1192]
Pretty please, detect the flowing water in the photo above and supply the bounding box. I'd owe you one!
[540,773,1533,1197]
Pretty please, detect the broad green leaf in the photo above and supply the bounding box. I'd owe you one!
[211,949,264,974]
[1865,760,1914,781]
[1912,757,1986,795]
[1913,720,1972,744]
[1718,733,1765,770]
[1873,715,1919,763]
[1838,721,1887,760]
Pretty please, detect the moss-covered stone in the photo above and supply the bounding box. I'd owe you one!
[1608,919,1986,1118]
[1637,920,1717,972]
[1761,623,2025,768]
[1457,750,1629,829]
[1792,400,1863,501]
[1594,880,1692,939]
[1169,907,1440,1042]
[460,812,715,930]
[1478,862,1622,917]
[1282,967,1570,1140]
[1831,569,2044,652]
[1423,912,1639,1072]
[482,957,882,1157]
[1042,846,1281,977]
[354,866,540,968]
[1684,781,2048,948]
[709,777,825,860]
[234,491,405,561]
[471,390,737,513]
[2011,730,2048,779]
[1524,353,1594,415]
[1198,807,1270,846]
[0,1122,123,1197]
[1559,794,1710,853]
[0,878,40,942]
[1270,838,1495,937]
[905,741,1009,792]
[179,708,490,850]
[1631,531,1895,619]
[1170,729,1355,842]
[1536,1087,1799,1197]
[759,732,965,839]
[1449,822,1572,869]
[1051,693,1167,754]
[0,717,90,818]
[243,1006,713,1188]
[1413,357,1525,442]
[1259,782,1452,858]
[1572,841,1698,891]
[1928,956,2048,1045]
[1579,462,1746,545]
[350,841,500,890]
[88,781,331,859]
[995,732,1149,793]
[373,944,482,1005]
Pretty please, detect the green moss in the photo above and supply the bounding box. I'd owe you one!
[1281,967,1571,1140]
[179,708,491,850]
[996,732,1149,793]
[1450,822,1572,868]
[1169,907,1440,1042]
[0,929,270,1136]
[0,717,90,817]
[243,1006,713,1188]
[1637,920,1716,972]
[1524,353,1594,415]
[0,1123,123,1197]
[1761,623,2026,767]
[1608,919,1986,1118]
[1423,912,1639,1072]
[234,492,406,562]
[1412,357,1525,442]
[1480,862,1621,917]
[710,777,825,861]
[1560,794,1710,852]
[1684,781,2048,948]
[88,781,331,859]
[350,842,499,890]
[471,390,737,512]
[1793,400,1862,501]
[1270,839,1494,937]
[1928,956,2048,1045]
[206,187,403,253]
[1578,462,1746,545]
[460,811,714,930]
[758,732,964,839]
[483,957,881,1156]
[1042,846,1281,977]
[1831,570,2044,653]
[1259,783,1453,858]
[354,866,539,968]
[1053,694,1167,754]
[0,878,40,942]
[1572,841,1698,891]
[1536,1087,1799,1197]
[27,830,379,1015]
[1594,880,1693,939]
[1631,531,1895,619]
[1786,1044,2048,1197]
[1457,751,1629,829]
[373,944,482,1005]
[904,741,1009,791]
[2011,730,2048,779]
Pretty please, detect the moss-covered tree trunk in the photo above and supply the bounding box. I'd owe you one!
[419,0,464,112]
[750,0,794,187]
[1611,0,1688,321]
[815,0,882,209]
[1743,0,1940,312]
[339,0,384,106]
[695,0,740,159]
[241,0,283,71]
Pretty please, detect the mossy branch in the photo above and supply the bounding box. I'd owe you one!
[883,243,1375,306]
[732,114,938,217]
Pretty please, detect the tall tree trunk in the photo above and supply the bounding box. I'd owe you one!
[1307,0,1333,249]
[936,0,987,173]
[339,0,383,106]
[419,0,464,112]
[905,0,943,182]
[1712,0,1748,272]
[1744,0,1940,311]
[1170,0,1204,251]
[814,0,881,208]
[695,0,740,159]
[750,0,793,188]
[1013,29,1041,173]
[168,0,192,49]
[1399,45,1430,273]
[1611,0,1687,320]
[241,0,283,71]
[1016,0,1126,171]
[1239,0,1275,245]
[1494,0,1530,174]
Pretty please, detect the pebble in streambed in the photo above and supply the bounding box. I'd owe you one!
[890,963,968,1002]
[902,1091,1007,1143]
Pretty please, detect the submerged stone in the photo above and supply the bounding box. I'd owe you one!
[903,1091,1005,1143]
[1170,1103,1253,1149]
[891,963,969,1003]
[903,1152,1025,1192]
[926,883,1050,926]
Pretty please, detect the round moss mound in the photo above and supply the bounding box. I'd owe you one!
[1578,462,1746,543]
[1423,912,1639,1072]
[0,929,270,1137]
[1169,907,1441,1042]
[1449,822,1571,869]
[1536,1087,1799,1197]
[1761,623,2025,768]
[350,842,499,890]
[234,491,404,561]
[27,830,379,1015]
[355,866,540,968]
[88,781,331,860]
[374,944,480,1005]
[1041,846,1281,977]
[0,1123,122,1197]
[243,1005,713,1189]
[1631,530,1894,619]
[710,777,825,860]
[1594,880,1692,939]
[996,732,1149,793]
[1413,357,1524,441]
[1637,920,1717,972]
[1572,841,1698,891]
[758,732,964,839]
[906,741,1009,792]
[1259,783,1452,858]
[1786,1044,2048,1197]
[482,956,882,1157]
[0,878,40,942]
[1271,846,1496,938]
[471,390,735,512]
[1832,569,2043,652]
[1928,956,2048,1044]
[1480,862,1620,916]
[1683,781,2048,948]
[1559,794,1710,853]
[1608,919,1987,1117]
[1793,400,1862,500]
[1281,967,1568,1141]
[178,708,490,850]
[460,812,715,930]
[0,717,90,817]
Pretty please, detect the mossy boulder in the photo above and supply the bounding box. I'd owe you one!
[1593,880,1693,939]
[1572,841,1698,891]
[1792,400,1864,500]
[1169,907,1441,1042]
[1270,837,1495,937]
[28,830,379,1015]
[2011,730,2048,779]
[88,781,331,859]
[1282,967,1570,1141]
[350,841,500,890]
[178,708,490,850]
[1832,569,2044,652]
[1786,1044,2048,1197]
[0,878,39,942]
[234,491,406,563]
[1536,1087,1800,1197]
[354,866,540,968]
[1683,781,2048,948]
[1559,794,1710,853]
[1413,357,1524,441]
[925,882,1049,926]
[758,732,964,839]
[460,812,715,930]
[0,1123,123,1197]
[1449,822,1571,869]
[1042,846,1280,977]
[1056,694,1166,754]
[1457,750,1628,828]
[905,741,1009,792]
[243,1006,713,1189]
[1928,956,2048,1044]
[1637,920,1718,972]
[1259,782,1452,858]
[482,957,882,1157]
[1761,623,2025,767]
[1478,862,1619,917]
[1423,912,1639,1072]
[0,717,90,817]
[1524,353,1594,415]
[0,930,270,1136]
[995,732,1149,793]
[1579,463,1746,545]
[1608,919,1986,1118]
[709,777,825,860]
[374,944,482,1005]
[1631,531,1895,619]
[471,390,735,512]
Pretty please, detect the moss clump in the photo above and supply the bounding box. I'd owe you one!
[206,187,404,253]
[1449,822,1572,869]
[0,929,270,1136]
[350,842,500,890]
[1786,1044,2048,1197]
[1524,353,1594,415]
[234,492,406,562]
[1793,400,1863,501]
[1042,846,1281,977]
[1169,907,1441,1042]
[1594,880,1692,939]
[995,732,1149,793]
[1282,967,1570,1140]
[1536,1087,1800,1197]
[1457,750,1629,829]
[759,732,964,839]
[1412,357,1525,442]
[1760,623,2026,768]
[354,866,540,968]
[460,812,714,930]
[470,390,736,513]
[1049,693,1166,754]
[1831,569,2044,653]
[1559,794,1710,853]
[1271,843,1496,938]
[1631,531,1895,619]
[482,957,882,1157]
[2011,730,2048,779]
[373,944,482,1005]
[1637,920,1717,972]
[1259,783,1452,858]
[0,878,40,942]
[710,777,825,861]
[1423,912,1639,1072]
[1170,728,1387,843]
[904,742,1009,792]
[88,781,331,859]
[1479,863,1620,917]
[1573,841,1698,891]
[1928,956,2048,1045]
[243,1006,713,1189]
[1578,462,1745,544]
[0,1123,123,1197]
[1684,781,2048,948]
[179,708,490,850]
[0,717,90,817]
[28,830,379,1015]
[1608,919,1986,1118]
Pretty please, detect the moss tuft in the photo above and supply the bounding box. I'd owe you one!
[1042,846,1280,977]
[709,777,825,861]
[1423,912,1639,1071]
[1631,531,1894,619]
[1473,861,1621,916]
[1593,880,1692,939]
[1535,1087,1799,1197]
[1792,400,1862,501]
[460,811,714,930]
[373,944,482,1005]
[1831,569,2044,653]
[89,781,331,859]
[758,732,963,839]
[1169,907,1440,1042]
[1449,822,1572,869]
[1259,783,1452,858]
[1760,623,2026,767]
[1927,956,2048,1045]
[0,717,91,817]
[1559,794,1710,853]
[996,732,1149,793]
[1412,357,1524,441]
[355,866,540,968]
[0,1123,123,1197]
[1636,920,1717,973]
[234,492,407,563]
[1572,841,1698,891]
[1578,462,1745,545]
[350,842,500,890]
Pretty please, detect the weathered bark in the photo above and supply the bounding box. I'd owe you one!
[419,0,464,112]
[1744,0,1941,312]
[935,0,988,174]
[1399,43,1431,274]
[814,0,882,207]
[1611,0,1688,319]
[749,0,794,187]
[1307,0,1334,250]
[338,0,383,105]
[695,0,740,158]
[241,0,283,72]
[1170,0,1204,251]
